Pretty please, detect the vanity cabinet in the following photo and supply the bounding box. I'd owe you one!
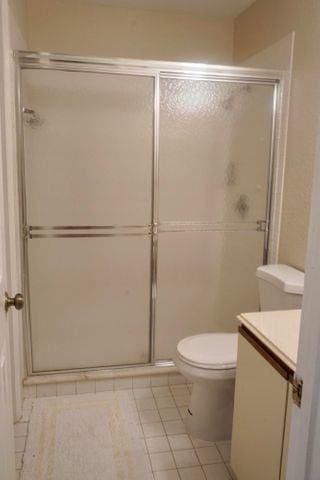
[230,326,293,480]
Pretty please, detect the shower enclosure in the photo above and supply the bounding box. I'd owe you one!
[15,52,283,374]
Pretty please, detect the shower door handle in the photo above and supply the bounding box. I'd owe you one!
[4,292,24,312]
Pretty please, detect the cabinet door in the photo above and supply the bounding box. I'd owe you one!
[231,334,289,480]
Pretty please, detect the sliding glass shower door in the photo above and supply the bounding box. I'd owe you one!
[22,69,154,371]
[18,54,279,373]
[156,78,274,359]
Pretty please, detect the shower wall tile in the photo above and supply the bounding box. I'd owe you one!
[36,383,57,397]
[22,372,190,399]
[57,382,76,396]
[23,385,36,399]
[133,375,151,388]
[96,378,114,392]
[76,380,95,394]
[114,377,133,390]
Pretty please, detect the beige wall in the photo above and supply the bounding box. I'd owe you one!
[25,0,233,63]
[234,0,320,271]
[240,33,294,71]
[9,0,28,49]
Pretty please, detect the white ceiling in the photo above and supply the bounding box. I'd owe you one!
[91,0,256,18]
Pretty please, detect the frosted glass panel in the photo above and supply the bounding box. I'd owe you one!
[155,231,264,360]
[159,79,274,223]
[28,237,151,371]
[22,70,154,226]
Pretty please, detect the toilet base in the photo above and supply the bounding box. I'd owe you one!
[186,379,235,442]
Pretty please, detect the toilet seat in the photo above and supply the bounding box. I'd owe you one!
[176,333,238,370]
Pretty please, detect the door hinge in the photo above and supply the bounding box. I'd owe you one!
[292,376,303,407]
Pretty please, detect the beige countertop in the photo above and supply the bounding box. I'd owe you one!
[237,309,301,372]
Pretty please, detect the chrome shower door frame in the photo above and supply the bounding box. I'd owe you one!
[14,51,285,375]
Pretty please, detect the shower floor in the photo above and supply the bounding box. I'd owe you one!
[15,384,233,480]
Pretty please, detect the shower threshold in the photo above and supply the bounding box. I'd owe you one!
[23,362,181,392]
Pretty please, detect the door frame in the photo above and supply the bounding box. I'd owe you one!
[285,123,320,479]
[14,50,287,375]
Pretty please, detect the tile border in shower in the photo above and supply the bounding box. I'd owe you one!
[23,366,187,399]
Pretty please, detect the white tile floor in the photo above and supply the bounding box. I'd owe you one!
[15,383,232,480]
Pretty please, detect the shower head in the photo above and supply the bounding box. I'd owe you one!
[23,107,44,128]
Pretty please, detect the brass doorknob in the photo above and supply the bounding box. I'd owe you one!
[5,292,24,312]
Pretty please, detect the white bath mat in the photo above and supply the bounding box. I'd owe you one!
[21,391,152,480]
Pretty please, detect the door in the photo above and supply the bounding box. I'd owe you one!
[0,1,15,477]
[156,76,275,359]
[21,68,154,372]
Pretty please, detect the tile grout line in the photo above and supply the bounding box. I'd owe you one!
[132,388,156,479]
[168,384,192,480]
[169,384,230,480]
[133,385,187,478]
[15,399,35,478]
[150,385,184,480]
[19,381,232,480]
[26,374,189,399]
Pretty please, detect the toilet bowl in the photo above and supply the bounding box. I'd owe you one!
[176,333,238,442]
[175,264,305,442]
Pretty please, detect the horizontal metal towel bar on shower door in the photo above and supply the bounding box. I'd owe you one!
[24,221,267,239]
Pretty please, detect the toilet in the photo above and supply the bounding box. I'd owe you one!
[175,264,305,442]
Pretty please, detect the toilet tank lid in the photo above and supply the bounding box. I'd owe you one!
[256,264,304,295]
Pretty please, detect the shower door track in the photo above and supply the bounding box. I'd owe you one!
[14,51,284,375]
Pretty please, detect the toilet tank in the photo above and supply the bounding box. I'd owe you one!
[256,264,304,311]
